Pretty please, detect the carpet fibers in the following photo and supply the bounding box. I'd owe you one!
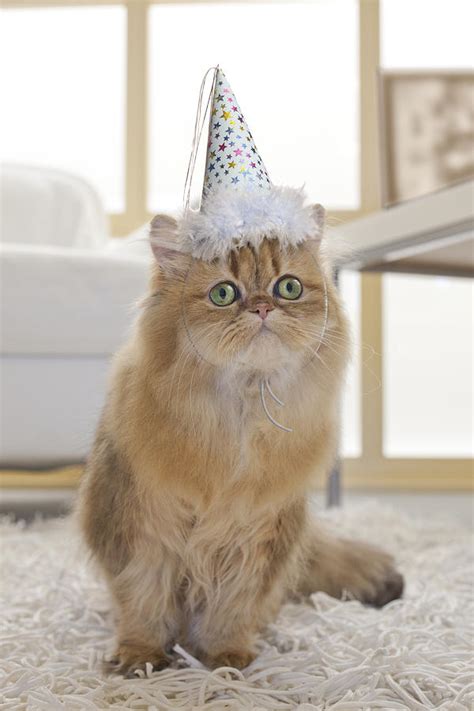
[1,503,473,710]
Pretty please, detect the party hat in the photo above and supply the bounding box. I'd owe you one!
[178,67,322,261]
[203,69,271,195]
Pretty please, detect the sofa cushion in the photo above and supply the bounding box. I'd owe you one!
[1,164,108,249]
[1,243,150,355]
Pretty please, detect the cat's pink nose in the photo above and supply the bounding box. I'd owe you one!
[250,302,274,320]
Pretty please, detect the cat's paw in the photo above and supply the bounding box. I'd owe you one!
[202,648,256,670]
[104,642,172,677]
[343,541,404,607]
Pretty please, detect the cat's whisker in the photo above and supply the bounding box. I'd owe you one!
[290,326,334,355]
[296,329,382,396]
[303,343,337,378]
[215,325,238,352]
[166,333,196,402]
[167,346,195,416]
[320,333,352,347]
[294,326,350,358]
[322,333,383,370]
[219,320,254,350]
[187,352,202,439]
[317,338,348,359]
[167,322,217,416]
[322,327,381,357]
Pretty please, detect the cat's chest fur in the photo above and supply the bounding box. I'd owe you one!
[197,370,300,461]
[149,366,327,505]
[117,346,334,506]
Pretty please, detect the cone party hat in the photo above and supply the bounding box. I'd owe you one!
[203,69,271,195]
[178,67,321,261]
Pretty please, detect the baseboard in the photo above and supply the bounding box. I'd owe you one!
[0,466,83,488]
[1,458,472,492]
[342,458,473,491]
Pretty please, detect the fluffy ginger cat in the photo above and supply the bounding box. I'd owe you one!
[78,206,403,675]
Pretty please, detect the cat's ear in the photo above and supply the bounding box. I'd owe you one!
[311,204,326,239]
[150,214,187,272]
[302,204,325,257]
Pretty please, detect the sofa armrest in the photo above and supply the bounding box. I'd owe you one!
[1,243,151,355]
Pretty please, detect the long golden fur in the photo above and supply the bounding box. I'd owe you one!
[78,210,403,675]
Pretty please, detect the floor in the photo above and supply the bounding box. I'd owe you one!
[3,499,472,708]
[316,491,473,527]
[1,487,472,527]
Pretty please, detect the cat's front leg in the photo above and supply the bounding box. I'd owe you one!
[191,501,306,669]
[105,556,183,677]
[192,584,280,670]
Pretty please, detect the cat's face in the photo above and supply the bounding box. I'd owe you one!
[179,239,328,373]
[148,226,334,376]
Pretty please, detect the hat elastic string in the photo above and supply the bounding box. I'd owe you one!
[183,66,218,214]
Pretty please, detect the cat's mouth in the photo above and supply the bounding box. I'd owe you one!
[236,325,290,372]
[246,322,283,353]
[253,321,275,337]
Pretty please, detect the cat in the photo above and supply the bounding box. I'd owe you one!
[77,205,403,675]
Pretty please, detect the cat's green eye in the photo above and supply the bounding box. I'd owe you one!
[209,282,239,307]
[274,276,303,301]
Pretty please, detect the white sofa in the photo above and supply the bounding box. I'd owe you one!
[0,165,151,467]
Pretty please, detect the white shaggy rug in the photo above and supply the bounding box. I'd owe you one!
[1,503,473,710]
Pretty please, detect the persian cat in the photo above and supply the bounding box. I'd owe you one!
[78,206,403,674]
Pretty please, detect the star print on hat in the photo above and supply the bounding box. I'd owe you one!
[204,69,271,195]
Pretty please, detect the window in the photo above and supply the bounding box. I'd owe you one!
[384,275,473,458]
[381,0,474,69]
[380,0,473,459]
[341,270,361,458]
[148,0,359,212]
[0,6,126,212]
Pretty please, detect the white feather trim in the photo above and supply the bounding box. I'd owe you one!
[178,186,319,261]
